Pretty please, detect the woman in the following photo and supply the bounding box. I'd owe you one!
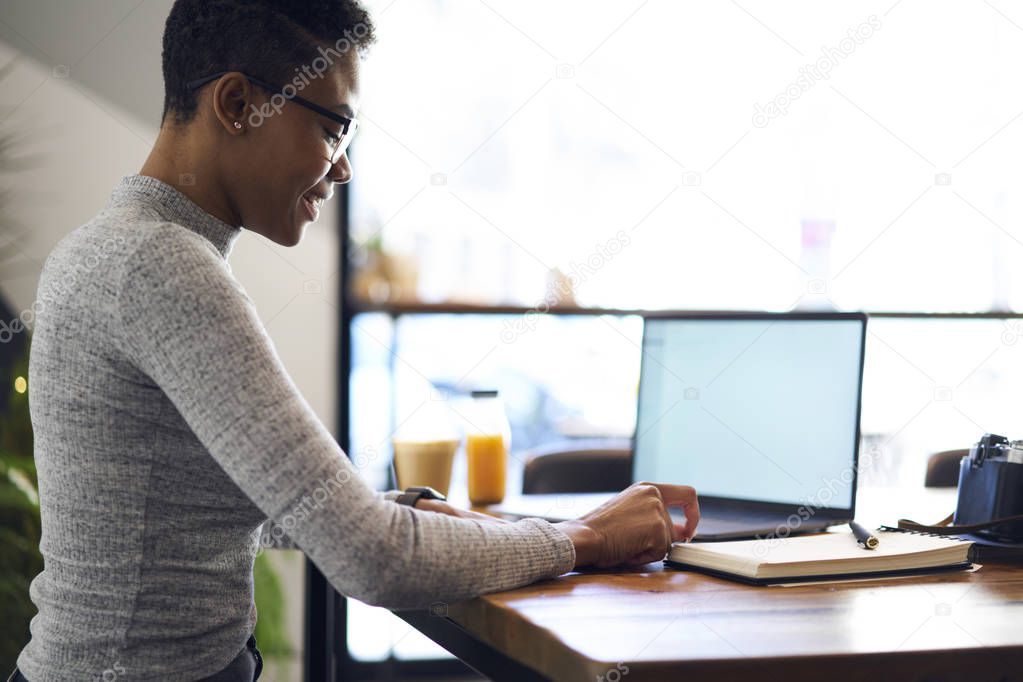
[11,1,699,680]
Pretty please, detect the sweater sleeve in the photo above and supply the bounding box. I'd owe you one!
[114,225,575,609]
[260,489,401,550]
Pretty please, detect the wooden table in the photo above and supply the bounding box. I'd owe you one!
[394,488,1023,681]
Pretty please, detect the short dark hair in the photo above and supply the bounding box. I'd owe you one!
[161,0,375,124]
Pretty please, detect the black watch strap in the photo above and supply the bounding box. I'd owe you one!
[396,486,446,507]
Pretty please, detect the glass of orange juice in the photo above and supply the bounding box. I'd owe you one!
[465,390,510,506]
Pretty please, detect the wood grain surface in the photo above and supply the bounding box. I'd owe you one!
[434,487,1023,681]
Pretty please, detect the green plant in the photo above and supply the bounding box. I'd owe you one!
[0,62,40,285]
[253,552,293,659]
[0,57,43,673]
[0,339,40,673]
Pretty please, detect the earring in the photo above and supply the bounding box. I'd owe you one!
[233,121,242,130]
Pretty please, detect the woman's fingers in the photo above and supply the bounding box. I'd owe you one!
[650,483,700,540]
[561,482,702,569]
[653,490,677,549]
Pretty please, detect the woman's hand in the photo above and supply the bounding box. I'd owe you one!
[554,482,699,569]
[413,498,511,525]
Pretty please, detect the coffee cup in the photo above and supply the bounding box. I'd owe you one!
[391,438,459,496]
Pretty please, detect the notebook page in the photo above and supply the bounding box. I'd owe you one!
[674,530,965,567]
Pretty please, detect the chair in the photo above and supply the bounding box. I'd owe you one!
[925,449,968,488]
[522,439,632,494]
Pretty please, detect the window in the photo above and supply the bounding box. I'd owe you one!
[352,0,1023,313]
[342,0,1023,666]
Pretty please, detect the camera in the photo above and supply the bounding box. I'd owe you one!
[955,433,1023,541]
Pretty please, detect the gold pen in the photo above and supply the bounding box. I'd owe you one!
[849,520,879,550]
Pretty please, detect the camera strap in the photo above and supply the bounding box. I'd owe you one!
[897,512,1023,535]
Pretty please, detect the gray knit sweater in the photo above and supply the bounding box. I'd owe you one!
[16,175,575,681]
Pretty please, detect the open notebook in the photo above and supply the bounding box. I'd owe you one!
[666,529,974,585]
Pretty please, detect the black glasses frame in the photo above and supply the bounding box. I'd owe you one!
[186,71,357,162]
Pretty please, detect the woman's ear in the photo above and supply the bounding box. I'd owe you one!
[210,72,253,134]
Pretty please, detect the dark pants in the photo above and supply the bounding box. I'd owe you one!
[8,635,263,682]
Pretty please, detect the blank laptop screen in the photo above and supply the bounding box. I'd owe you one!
[634,316,865,509]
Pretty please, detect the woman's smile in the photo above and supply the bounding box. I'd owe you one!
[299,184,331,224]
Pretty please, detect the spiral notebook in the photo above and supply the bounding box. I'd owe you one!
[666,529,974,585]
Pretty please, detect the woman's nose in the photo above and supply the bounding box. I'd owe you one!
[329,154,353,184]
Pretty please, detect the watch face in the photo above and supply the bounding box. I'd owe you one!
[409,486,446,500]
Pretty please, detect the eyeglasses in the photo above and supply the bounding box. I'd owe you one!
[186,71,359,164]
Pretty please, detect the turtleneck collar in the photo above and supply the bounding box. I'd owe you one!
[107,174,242,259]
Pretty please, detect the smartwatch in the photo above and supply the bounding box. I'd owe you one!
[395,486,447,508]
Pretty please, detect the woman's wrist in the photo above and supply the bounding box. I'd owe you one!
[554,520,600,568]
[412,498,449,512]
[414,498,511,524]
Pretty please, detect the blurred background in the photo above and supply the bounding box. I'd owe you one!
[3,0,1023,680]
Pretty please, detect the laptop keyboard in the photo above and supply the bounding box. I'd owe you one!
[670,505,780,523]
[670,505,813,539]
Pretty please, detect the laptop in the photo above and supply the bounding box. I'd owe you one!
[493,312,868,541]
